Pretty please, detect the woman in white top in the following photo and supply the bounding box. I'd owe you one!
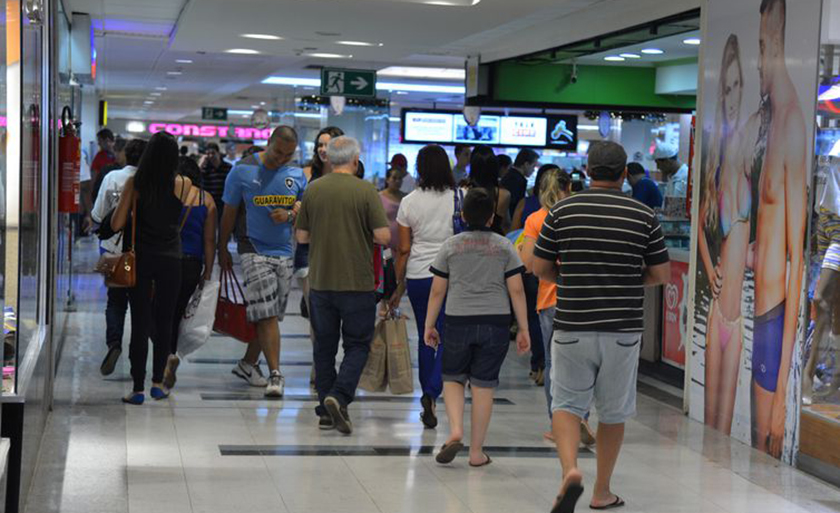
[392,145,456,430]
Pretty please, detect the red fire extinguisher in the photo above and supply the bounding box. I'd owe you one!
[58,106,80,213]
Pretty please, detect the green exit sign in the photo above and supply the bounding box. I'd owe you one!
[202,107,228,121]
[320,68,377,98]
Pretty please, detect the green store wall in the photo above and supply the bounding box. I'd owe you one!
[491,61,697,111]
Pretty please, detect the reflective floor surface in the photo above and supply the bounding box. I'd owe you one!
[23,243,840,513]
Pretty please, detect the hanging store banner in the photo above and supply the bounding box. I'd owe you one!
[688,0,820,463]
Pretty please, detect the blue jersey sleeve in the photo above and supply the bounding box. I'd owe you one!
[222,165,243,206]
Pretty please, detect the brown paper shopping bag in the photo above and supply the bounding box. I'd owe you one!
[358,321,388,392]
[385,317,414,395]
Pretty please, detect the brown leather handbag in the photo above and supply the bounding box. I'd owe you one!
[95,196,137,288]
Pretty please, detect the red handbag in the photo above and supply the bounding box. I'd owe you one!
[213,268,257,344]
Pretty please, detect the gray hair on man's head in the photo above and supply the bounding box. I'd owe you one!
[326,136,361,167]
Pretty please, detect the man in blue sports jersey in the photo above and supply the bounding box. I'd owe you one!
[219,126,306,397]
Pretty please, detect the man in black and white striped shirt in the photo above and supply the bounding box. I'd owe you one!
[533,141,669,513]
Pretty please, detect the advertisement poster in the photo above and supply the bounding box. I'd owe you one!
[689,0,820,463]
[403,112,453,143]
[453,115,501,145]
[663,260,689,368]
[500,116,547,146]
[546,115,578,150]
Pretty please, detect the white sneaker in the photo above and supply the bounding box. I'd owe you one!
[265,371,285,397]
[232,360,268,387]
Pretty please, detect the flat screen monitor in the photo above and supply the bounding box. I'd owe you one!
[499,116,547,147]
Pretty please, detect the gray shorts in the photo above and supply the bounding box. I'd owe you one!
[551,330,641,424]
[241,254,294,323]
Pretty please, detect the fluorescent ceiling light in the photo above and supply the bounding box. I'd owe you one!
[241,34,283,40]
[144,100,155,104]
[229,109,254,116]
[379,66,465,80]
[307,52,352,59]
[336,41,383,47]
[683,38,701,45]
[295,113,322,119]
[578,125,599,130]
[226,48,260,55]
[641,48,664,55]
[150,92,162,96]
[155,86,167,91]
[261,76,465,94]
[176,59,193,64]
[424,0,481,5]
[619,53,641,59]
[167,71,182,75]
[396,91,409,95]
[604,56,625,62]
[126,121,146,133]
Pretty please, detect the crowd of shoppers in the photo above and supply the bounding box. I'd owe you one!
[89,122,670,512]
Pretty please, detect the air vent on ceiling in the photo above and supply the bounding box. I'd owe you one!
[304,64,325,70]
[315,31,341,37]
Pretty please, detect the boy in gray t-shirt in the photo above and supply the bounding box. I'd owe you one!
[425,188,531,468]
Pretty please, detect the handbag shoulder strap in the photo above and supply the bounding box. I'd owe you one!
[129,193,137,251]
[178,187,197,234]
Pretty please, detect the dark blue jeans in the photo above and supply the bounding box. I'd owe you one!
[524,273,545,371]
[407,278,445,399]
[106,287,129,350]
[310,290,376,415]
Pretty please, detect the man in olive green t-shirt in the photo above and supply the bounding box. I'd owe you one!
[296,136,390,435]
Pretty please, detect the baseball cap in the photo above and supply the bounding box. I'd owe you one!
[390,153,408,169]
[652,140,679,160]
[587,141,627,173]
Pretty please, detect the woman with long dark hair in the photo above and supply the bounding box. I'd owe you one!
[111,132,191,404]
[392,145,456,429]
[468,146,510,234]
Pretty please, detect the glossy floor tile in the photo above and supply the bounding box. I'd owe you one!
[23,264,840,513]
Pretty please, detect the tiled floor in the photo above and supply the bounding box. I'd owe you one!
[24,267,840,513]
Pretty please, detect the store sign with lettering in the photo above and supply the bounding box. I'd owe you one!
[147,123,273,140]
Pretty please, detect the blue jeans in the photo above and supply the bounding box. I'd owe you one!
[407,278,445,399]
[310,290,376,415]
[524,273,545,371]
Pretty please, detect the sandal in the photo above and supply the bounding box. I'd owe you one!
[551,482,584,513]
[590,496,624,510]
[435,441,464,464]
[469,453,492,467]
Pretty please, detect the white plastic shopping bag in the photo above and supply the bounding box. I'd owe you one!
[177,277,220,358]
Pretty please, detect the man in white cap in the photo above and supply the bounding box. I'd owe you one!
[652,140,688,198]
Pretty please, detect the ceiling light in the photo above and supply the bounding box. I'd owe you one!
[262,77,322,87]
[144,100,154,104]
[260,101,266,105]
[604,56,625,62]
[307,52,352,59]
[155,86,167,91]
[226,48,260,55]
[379,66,465,80]
[241,33,283,40]
[150,92,162,96]
[176,59,193,64]
[424,0,481,5]
[127,121,146,133]
[578,125,599,130]
[683,38,701,45]
[641,48,664,55]
[251,105,260,109]
[619,53,641,59]
[336,41,383,47]
[166,71,182,75]
[294,113,322,119]
[229,109,254,116]
[396,91,409,95]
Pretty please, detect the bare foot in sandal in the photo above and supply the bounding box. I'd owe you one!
[551,469,584,513]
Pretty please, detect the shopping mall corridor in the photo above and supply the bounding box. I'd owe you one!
[20,239,840,513]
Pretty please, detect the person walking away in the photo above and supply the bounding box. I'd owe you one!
[92,136,127,204]
[519,168,595,443]
[218,126,306,397]
[296,136,390,434]
[512,163,560,231]
[92,138,147,376]
[452,145,471,186]
[201,142,233,221]
[110,132,191,404]
[532,141,669,512]
[391,144,456,429]
[626,162,663,210]
[467,145,511,234]
[501,148,540,218]
[427,188,530,467]
[91,128,117,184]
[162,157,217,389]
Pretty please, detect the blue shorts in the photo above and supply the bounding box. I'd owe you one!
[442,319,510,388]
[752,301,785,392]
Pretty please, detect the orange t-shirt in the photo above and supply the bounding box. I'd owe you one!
[524,208,557,311]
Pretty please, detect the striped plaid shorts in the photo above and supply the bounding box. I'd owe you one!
[818,207,840,272]
[241,254,294,323]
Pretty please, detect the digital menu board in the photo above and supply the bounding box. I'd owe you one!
[402,110,576,149]
[403,112,454,143]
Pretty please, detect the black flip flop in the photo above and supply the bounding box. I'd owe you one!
[551,482,584,513]
[435,441,464,464]
[590,496,624,510]
[469,453,492,467]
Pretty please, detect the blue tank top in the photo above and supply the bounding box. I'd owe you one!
[180,189,209,259]
[522,195,542,224]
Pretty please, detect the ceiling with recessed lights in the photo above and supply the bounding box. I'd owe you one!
[63,0,701,122]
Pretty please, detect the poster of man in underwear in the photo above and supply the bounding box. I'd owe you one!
[689,0,820,462]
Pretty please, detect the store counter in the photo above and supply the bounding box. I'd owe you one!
[641,247,690,370]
